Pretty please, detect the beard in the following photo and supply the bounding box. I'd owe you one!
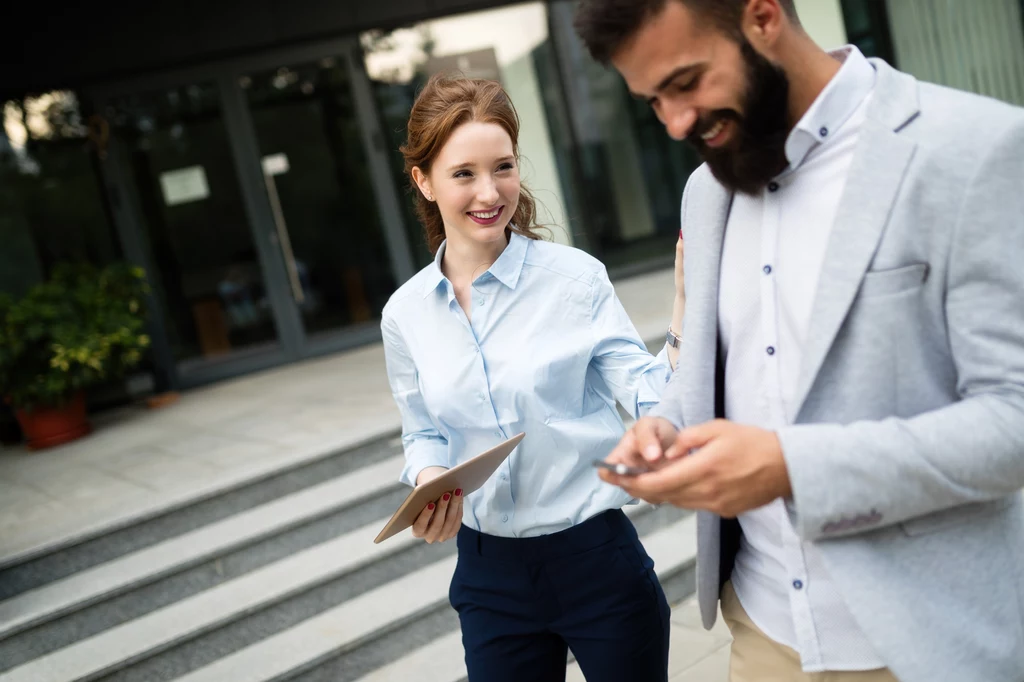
[687,39,792,195]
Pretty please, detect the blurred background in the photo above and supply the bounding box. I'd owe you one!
[2,0,1023,405]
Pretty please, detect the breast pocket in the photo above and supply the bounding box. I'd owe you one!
[859,263,929,299]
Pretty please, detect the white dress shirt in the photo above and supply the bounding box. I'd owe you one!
[382,232,671,537]
[719,46,887,671]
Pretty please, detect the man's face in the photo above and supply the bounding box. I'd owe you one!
[611,1,792,194]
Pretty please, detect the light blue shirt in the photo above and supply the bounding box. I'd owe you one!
[381,232,672,537]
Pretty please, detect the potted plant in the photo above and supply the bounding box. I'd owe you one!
[0,262,151,449]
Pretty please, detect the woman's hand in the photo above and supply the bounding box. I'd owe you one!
[412,466,464,543]
[667,236,685,370]
[411,489,464,543]
[673,235,685,300]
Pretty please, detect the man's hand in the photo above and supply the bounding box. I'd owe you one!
[412,466,464,543]
[604,417,681,472]
[599,419,792,518]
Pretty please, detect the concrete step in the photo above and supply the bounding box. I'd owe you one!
[0,500,677,682]
[349,513,698,682]
[102,533,456,682]
[94,506,683,682]
[350,631,465,682]
[177,512,697,682]
[0,456,405,642]
[0,515,423,682]
[176,554,459,682]
[0,434,403,600]
[285,505,690,682]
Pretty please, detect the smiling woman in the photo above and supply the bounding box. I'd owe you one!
[399,75,546,255]
[378,74,688,682]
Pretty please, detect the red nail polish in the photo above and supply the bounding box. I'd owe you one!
[427,503,435,510]
[443,493,451,502]
[455,488,463,497]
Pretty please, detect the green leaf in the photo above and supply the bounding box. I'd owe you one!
[0,261,152,410]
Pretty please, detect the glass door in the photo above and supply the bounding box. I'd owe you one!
[238,48,413,347]
[106,82,285,373]
[96,40,416,387]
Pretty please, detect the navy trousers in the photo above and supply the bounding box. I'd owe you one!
[449,509,671,682]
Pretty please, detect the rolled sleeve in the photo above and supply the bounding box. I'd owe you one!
[588,268,673,419]
[647,365,686,429]
[639,345,673,415]
[381,313,449,487]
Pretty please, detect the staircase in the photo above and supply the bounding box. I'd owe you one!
[0,433,697,682]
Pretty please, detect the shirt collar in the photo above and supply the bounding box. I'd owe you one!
[783,45,876,171]
[421,230,530,298]
[487,230,529,289]
[421,243,447,298]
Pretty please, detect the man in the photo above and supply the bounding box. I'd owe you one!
[573,1,1024,681]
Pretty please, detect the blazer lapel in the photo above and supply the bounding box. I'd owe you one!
[790,61,921,421]
[679,177,732,426]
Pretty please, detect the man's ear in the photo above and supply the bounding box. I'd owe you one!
[741,0,788,51]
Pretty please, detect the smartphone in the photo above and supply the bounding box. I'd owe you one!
[593,461,650,476]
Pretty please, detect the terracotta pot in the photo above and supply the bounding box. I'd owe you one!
[14,392,92,450]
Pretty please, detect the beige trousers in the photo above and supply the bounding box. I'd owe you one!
[720,581,901,682]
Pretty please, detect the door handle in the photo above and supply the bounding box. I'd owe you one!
[262,171,305,305]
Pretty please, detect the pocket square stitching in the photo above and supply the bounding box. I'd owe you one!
[860,262,929,298]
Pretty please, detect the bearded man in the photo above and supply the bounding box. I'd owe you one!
[574,1,1024,681]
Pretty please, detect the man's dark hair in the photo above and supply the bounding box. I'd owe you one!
[574,0,800,64]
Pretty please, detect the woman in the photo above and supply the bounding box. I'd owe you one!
[380,74,685,682]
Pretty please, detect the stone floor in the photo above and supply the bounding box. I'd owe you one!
[665,598,732,682]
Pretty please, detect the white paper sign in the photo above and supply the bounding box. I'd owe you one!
[261,153,290,176]
[160,166,210,206]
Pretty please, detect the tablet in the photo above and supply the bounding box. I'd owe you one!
[373,432,525,544]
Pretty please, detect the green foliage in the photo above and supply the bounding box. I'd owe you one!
[0,263,151,411]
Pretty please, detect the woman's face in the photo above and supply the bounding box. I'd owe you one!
[413,121,521,250]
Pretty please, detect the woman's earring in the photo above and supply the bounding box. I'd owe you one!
[426,194,434,201]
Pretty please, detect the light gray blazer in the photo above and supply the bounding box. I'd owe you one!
[651,59,1024,682]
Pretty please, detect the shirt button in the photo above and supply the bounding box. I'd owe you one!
[766,346,776,356]
[768,181,780,192]
[819,126,829,137]
[793,579,804,590]
[478,299,486,306]
[763,264,772,275]
[494,431,502,439]
[502,514,509,522]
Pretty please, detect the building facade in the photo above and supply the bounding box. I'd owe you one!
[2,0,1023,397]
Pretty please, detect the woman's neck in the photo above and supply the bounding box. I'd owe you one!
[441,232,508,287]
